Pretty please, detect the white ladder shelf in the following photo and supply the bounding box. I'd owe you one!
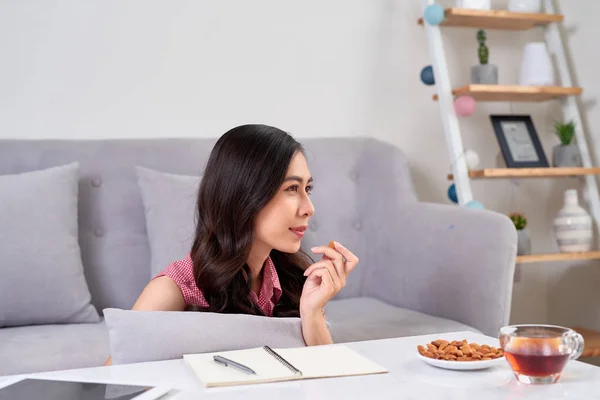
[419,0,600,264]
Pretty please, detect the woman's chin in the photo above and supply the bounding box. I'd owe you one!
[274,240,302,254]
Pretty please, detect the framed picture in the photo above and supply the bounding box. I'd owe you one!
[490,115,549,168]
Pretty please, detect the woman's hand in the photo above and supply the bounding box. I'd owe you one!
[299,241,359,318]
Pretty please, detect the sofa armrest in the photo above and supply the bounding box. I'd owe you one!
[363,202,517,337]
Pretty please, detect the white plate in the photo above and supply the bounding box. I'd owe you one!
[417,353,506,371]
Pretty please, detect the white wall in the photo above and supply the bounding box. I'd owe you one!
[1,0,599,329]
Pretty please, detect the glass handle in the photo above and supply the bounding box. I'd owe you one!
[563,331,585,360]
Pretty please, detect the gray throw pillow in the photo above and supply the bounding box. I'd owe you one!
[103,308,306,364]
[135,166,201,277]
[0,163,100,327]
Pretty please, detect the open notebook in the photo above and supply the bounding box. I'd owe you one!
[183,345,388,387]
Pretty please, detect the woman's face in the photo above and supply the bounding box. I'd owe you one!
[254,152,315,253]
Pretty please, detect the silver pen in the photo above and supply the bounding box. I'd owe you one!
[213,355,257,375]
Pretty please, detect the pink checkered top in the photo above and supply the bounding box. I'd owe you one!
[154,254,282,317]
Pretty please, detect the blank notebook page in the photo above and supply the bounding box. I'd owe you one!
[184,348,293,386]
[183,345,387,387]
[275,345,387,378]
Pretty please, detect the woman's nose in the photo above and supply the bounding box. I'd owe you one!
[300,196,315,217]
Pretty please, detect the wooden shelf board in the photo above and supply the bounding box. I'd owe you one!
[418,8,563,31]
[572,327,600,358]
[447,168,600,180]
[516,252,600,264]
[433,85,582,102]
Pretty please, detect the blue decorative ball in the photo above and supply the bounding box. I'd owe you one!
[447,183,458,203]
[423,4,445,26]
[420,65,435,86]
[465,200,485,210]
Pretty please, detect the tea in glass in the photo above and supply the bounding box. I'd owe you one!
[499,325,584,384]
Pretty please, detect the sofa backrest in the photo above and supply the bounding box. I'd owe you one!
[0,137,417,312]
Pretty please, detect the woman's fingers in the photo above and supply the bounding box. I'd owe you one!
[303,259,332,277]
[311,245,346,283]
[307,265,338,295]
[331,241,359,275]
[304,259,346,290]
[311,245,343,264]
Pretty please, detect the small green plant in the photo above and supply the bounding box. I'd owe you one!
[509,212,527,230]
[477,29,488,65]
[554,120,576,145]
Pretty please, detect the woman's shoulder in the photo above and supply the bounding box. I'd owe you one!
[155,254,195,282]
[154,254,207,306]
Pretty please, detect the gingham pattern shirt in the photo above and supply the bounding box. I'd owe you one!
[154,255,282,317]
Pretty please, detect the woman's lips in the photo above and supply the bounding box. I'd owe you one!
[290,226,307,238]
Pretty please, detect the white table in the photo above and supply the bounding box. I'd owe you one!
[2,331,600,399]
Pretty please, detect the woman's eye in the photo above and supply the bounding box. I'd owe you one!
[287,185,299,192]
[306,185,314,195]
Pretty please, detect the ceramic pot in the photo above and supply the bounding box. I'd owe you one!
[508,0,542,13]
[471,64,498,84]
[457,0,491,10]
[552,144,582,167]
[517,229,531,255]
[553,189,593,253]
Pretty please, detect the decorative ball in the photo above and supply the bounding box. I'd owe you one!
[423,4,445,25]
[464,149,480,169]
[420,65,435,86]
[465,200,485,210]
[454,95,476,116]
[447,184,458,204]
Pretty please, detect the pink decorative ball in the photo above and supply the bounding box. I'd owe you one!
[454,96,476,116]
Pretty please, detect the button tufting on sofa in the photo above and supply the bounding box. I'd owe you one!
[91,177,102,188]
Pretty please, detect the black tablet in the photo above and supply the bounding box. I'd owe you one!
[0,378,171,400]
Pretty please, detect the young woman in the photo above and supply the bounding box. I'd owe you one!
[104,124,358,365]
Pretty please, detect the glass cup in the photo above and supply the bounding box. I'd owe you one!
[499,325,585,384]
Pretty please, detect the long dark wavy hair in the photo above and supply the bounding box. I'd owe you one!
[187,124,311,317]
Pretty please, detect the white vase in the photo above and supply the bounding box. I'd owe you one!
[519,42,554,86]
[553,189,593,253]
[508,0,542,13]
[456,0,491,10]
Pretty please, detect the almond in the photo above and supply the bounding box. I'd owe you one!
[417,339,504,362]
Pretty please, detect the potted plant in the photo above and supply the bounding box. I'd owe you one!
[509,212,531,256]
[471,30,498,85]
[552,120,582,167]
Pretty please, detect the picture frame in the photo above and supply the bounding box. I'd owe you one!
[490,115,549,168]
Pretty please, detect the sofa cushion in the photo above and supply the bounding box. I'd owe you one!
[0,163,100,327]
[103,308,306,365]
[324,297,480,343]
[136,166,201,276]
[0,321,109,375]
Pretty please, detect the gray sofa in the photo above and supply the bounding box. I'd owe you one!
[0,137,517,376]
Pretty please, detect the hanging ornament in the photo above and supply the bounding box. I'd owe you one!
[420,65,435,85]
[423,4,445,25]
[454,96,476,116]
[447,183,458,204]
[465,200,485,210]
[464,149,480,169]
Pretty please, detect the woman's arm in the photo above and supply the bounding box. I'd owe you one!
[103,276,186,366]
[299,241,358,346]
[300,308,333,346]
